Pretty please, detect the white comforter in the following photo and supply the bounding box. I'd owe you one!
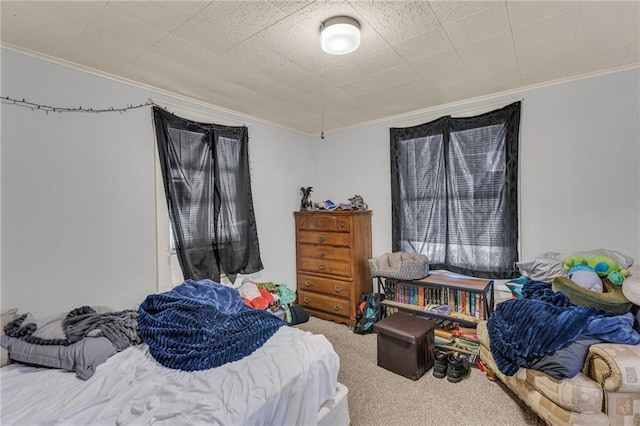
[1,326,339,425]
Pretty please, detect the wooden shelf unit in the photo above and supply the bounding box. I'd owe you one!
[380,273,494,327]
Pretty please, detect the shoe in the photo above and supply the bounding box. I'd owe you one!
[432,352,448,379]
[446,354,470,383]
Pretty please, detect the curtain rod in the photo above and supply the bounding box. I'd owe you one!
[149,97,246,127]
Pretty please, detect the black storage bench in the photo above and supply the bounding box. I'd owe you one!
[373,312,436,380]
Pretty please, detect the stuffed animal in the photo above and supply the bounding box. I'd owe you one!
[564,255,629,286]
[566,264,603,292]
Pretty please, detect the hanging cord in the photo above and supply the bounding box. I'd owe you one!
[320,73,325,140]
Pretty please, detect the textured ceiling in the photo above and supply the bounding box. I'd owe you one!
[1,1,639,135]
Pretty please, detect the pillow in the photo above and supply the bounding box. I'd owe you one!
[0,335,117,379]
[1,308,18,367]
[515,252,566,282]
[504,277,528,299]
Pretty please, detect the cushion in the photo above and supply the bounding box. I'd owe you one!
[368,252,429,280]
[517,249,635,284]
[552,276,632,314]
[0,335,117,379]
[621,265,640,306]
[1,308,18,367]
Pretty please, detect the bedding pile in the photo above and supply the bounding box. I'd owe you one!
[1,326,340,425]
[138,279,285,371]
[488,279,640,376]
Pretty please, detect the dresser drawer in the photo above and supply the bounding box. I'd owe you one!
[297,231,349,247]
[297,257,351,277]
[297,244,350,261]
[298,290,352,319]
[298,274,351,298]
[297,214,350,232]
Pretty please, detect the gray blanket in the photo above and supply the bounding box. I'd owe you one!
[4,306,141,351]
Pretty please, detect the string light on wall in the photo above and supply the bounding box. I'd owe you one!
[0,95,152,114]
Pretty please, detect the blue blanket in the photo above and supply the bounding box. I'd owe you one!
[138,279,284,371]
[487,280,640,376]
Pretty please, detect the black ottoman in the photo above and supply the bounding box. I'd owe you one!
[373,312,436,380]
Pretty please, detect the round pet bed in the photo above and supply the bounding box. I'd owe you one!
[368,252,429,281]
[552,276,632,314]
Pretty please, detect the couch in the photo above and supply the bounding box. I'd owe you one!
[477,320,640,425]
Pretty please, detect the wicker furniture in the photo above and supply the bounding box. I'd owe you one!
[368,252,429,281]
[294,210,372,326]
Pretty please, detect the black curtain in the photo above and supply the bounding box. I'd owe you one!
[153,107,263,283]
[390,102,520,279]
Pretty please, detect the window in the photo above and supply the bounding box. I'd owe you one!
[154,107,263,284]
[390,102,520,279]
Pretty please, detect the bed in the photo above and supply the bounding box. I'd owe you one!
[1,281,350,425]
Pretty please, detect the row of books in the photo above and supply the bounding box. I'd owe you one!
[434,329,480,354]
[386,281,486,320]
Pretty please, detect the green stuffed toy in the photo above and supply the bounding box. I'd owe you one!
[564,255,629,286]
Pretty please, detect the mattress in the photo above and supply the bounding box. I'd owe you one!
[1,325,341,425]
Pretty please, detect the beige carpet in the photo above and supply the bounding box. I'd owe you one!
[297,316,541,426]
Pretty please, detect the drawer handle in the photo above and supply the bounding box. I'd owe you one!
[303,297,312,304]
[318,250,326,257]
[334,285,342,293]
[317,236,325,243]
[304,280,312,287]
[318,264,326,271]
[333,304,341,311]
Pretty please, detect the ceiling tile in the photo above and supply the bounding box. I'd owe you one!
[77,5,171,50]
[520,55,571,84]
[393,27,453,62]
[473,68,521,92]
[267,1,315,16]
[512,7,580,49]
[466,52,518,76]
[515,35,574,67]
[201,1,288,38]
[32,1,107,26]
[248,17,322,73]
[172,13,247,55]
[444,4,510,46]
[437,79,490,103]
[456,31,515,65]
[430,1,498,25]
[1,2,85,57]
[107,1,207,32]
[422,66,472,88]
[351,45,406,75]
[321,61,369,86]
[149,34,236,77]
[351,1,440,45]
[367,64,423,90]
[409,50,465,75]
[577,1,640,39]
[506,1,580,28]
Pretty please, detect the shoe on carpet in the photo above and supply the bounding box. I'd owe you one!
[446,354,470,383]
[432,352,448,379]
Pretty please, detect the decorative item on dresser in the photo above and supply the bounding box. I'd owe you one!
[294,210,372,326]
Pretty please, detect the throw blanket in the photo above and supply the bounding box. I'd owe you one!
[4,307,141,351]
[488,280,640,376]
[137,279,285,371]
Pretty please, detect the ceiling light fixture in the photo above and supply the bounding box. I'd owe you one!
[320,16,361,55]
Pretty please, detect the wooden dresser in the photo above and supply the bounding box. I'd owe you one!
[294,210,372,326]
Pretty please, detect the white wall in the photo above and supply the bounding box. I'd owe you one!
[2,46,639,317]
[1,48,312,317]
[313,67,640,265]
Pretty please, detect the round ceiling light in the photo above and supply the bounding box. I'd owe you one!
[320,16,361,55]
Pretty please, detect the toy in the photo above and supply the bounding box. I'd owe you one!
[564,255,629,286]
[567,264,603,293]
